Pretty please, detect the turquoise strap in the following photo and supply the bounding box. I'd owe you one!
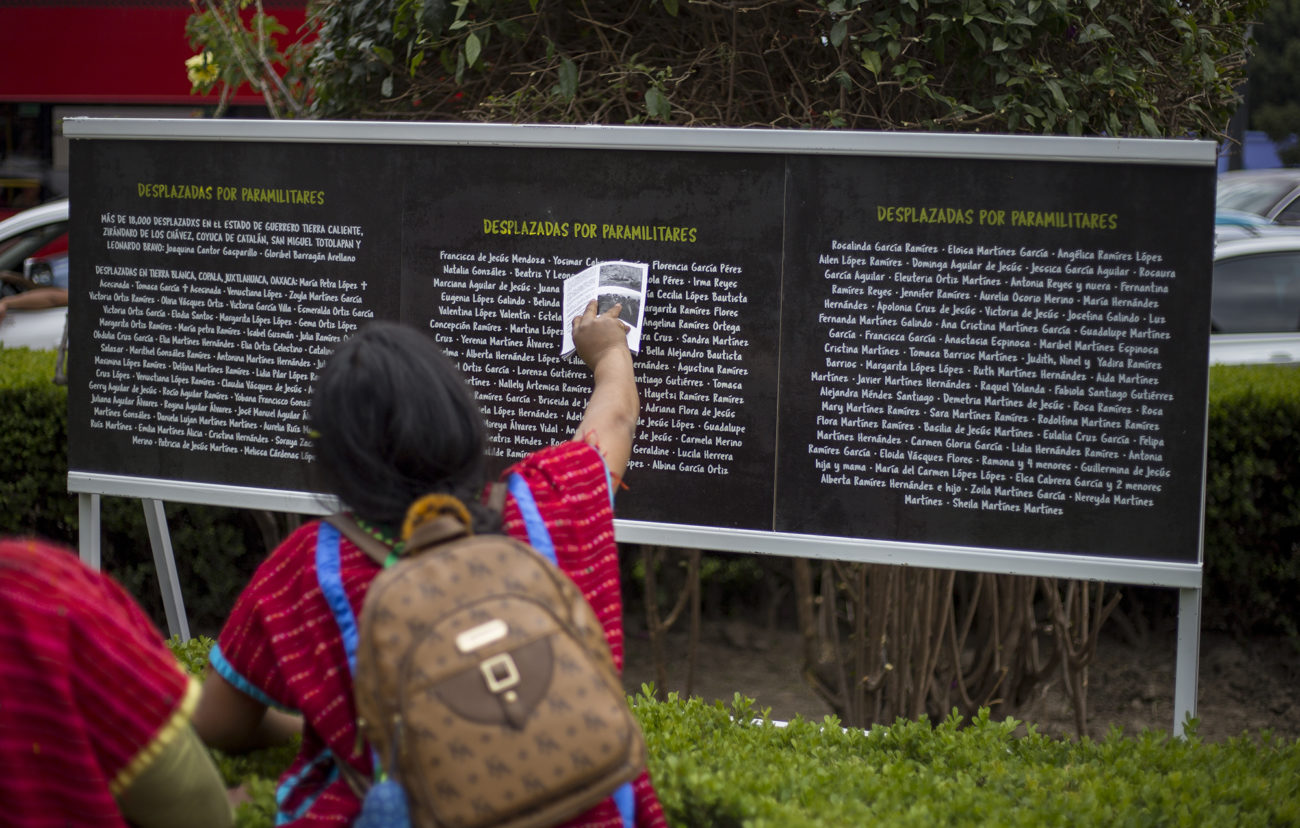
[507,472,556,565]
[316,521,389,790]
[613,780,636,828]
[207,644,289,711]
[274,749,338,825]
[316,521,360,675]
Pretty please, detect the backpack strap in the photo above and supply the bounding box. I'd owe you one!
[504,471,636,828]
[326,512,395,568]
[316,522,392,806]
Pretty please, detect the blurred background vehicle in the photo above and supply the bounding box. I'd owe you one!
[1215,206,1276,238]
[1215,168,1300,226]
[0,197,69,349]
[1210,230,1300,365]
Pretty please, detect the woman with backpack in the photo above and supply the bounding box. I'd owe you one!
[192,300,666,827]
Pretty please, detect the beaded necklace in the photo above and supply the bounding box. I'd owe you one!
[352,515,404,562]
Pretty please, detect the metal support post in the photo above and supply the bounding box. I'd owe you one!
[1173,586,1202,738]
[142,498,190,641]
[78,492,101,570]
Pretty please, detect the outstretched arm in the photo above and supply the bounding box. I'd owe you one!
[0,287,68,323]
[571,299,638,482]
[192,667,301,754]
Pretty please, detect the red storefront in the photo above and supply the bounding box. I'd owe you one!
[0,0,307,216]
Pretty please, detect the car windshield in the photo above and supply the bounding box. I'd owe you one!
[1216,177,1300,216]
[0,221,68,273]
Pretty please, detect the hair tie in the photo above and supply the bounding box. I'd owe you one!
[401,494,474,541]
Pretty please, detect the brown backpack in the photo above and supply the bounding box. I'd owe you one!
[324,490,645,828]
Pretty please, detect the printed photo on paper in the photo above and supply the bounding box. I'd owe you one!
[560,260,649,358]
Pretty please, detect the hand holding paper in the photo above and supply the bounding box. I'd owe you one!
[559,260,648,358]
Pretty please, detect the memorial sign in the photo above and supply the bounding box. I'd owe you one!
[66,120,1214,579]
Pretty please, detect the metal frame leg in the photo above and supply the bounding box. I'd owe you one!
[78,492,101,569]
[142,498,190,641]
[1173,586,1202,738]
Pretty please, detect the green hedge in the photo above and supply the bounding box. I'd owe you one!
[1203,364,1300,636]
[168,638,1300,828]
[0,348,76,540]
[639,696,1299,827]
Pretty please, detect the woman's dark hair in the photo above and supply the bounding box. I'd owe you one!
[309,321,496,530]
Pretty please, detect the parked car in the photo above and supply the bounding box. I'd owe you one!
[1216,169,1300,226]
[1210,230,1300,365]
[1214,210,1279,244]
[0,198,70,349]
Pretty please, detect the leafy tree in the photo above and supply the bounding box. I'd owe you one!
[1243,0,1300,163]
[188,0,1265,139]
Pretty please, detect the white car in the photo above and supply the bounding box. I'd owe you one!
[0,198,70,350]
[1210,230,1300,365]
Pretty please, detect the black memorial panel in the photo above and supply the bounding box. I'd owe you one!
[775,154,1214,562]
[400,146,785,529]
[69,140,403,494]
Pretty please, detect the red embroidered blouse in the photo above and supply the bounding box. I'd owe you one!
[212,441,665,826]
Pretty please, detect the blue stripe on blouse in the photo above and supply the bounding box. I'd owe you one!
[207,643,292,712]
[315,521,360,675]
[274,749,338,825]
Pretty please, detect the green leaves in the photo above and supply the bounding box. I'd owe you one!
[185,1,310,117]
[859,48,882,76]
[830,19,848,48]
[464,31,482,67]
[645,86,671,121]
[1203,364,1300,637]
[1076,22,1112,44]
[177,652,1300,827]
[0,348,74,541]
[290,0,1259,136]
[554,56,578,99]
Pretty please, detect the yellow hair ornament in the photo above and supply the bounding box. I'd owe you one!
[401,493,474,542]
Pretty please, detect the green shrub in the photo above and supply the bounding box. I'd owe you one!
[0,348,75,541]
[634,692,1300,827]
[1204,364,1300,637]
[169,630,1300,828]
[281,0,1260,142]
